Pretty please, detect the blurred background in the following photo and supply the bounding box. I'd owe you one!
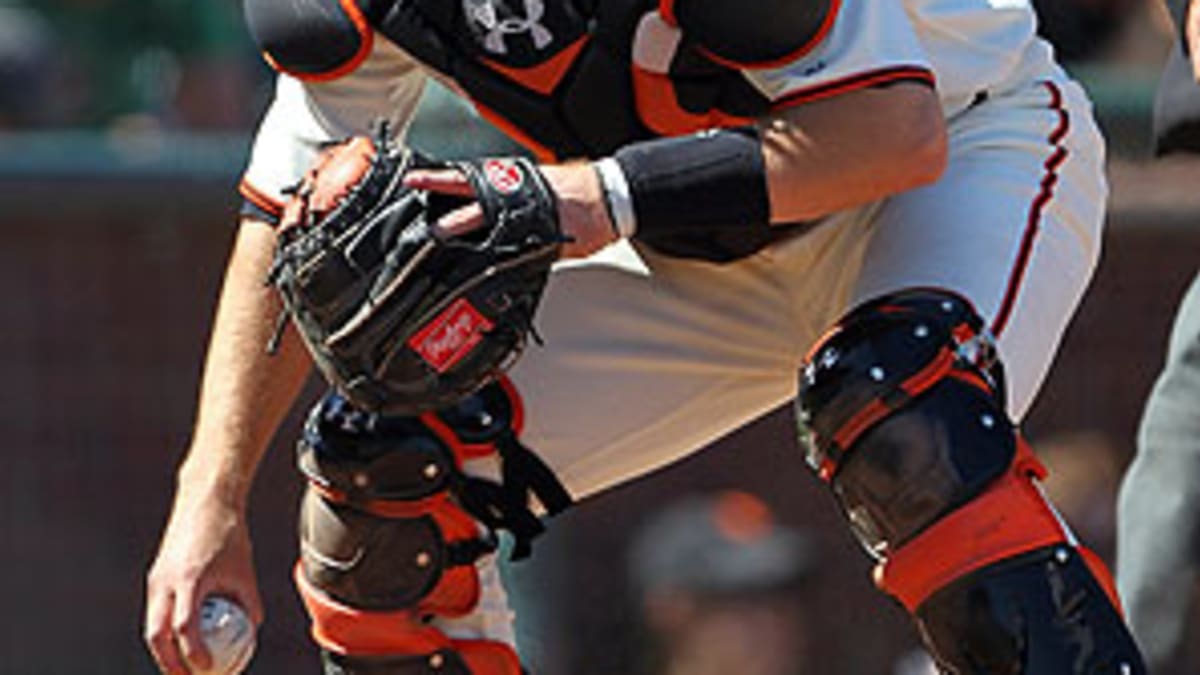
[0,0,1197,672]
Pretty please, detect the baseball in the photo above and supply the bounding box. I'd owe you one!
[195,595,256,675]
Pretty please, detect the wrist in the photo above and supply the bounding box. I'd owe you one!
[609,127,771,241]
[592,158,638,239]
[176,453,254,511]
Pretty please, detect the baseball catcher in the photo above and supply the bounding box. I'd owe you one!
[145,0,1148,673]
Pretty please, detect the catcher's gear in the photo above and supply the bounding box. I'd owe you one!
[295,381,571,675]
[798,289,1145,674]
[268,128,563,414]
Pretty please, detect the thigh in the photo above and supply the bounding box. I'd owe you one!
[507,242,804,499]
[852,77,1108,420]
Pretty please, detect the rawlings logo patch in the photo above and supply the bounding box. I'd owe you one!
[409,299,496,372]
[483,159,525,194]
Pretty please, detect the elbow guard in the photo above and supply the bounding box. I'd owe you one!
[660,0,838,67]
[244,0,375,80]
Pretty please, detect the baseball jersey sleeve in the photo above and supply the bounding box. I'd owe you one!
[239,34,428,222]
[739,0,934,110]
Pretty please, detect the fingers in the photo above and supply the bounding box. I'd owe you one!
[144,587,190,675]
[173,582,214,673]
[435,203,486,239]
[404,169,475,197]
[403,169,486,238]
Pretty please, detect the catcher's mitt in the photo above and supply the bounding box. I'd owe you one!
[267,128,563,414]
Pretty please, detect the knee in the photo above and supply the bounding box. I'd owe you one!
[796,289,1011,554]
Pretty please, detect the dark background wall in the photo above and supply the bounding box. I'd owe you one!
[0,151,1195,673]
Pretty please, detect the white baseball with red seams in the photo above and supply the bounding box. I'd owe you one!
[194,596,256,675]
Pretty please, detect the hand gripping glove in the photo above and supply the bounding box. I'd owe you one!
[267,128,563,414]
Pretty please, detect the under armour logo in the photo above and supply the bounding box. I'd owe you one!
[463,0,554,55]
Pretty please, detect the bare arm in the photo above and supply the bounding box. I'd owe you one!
[760,82,947,223]
[144,217,312,675]
[177,218,311,506]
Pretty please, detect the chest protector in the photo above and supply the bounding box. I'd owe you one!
[250,0,835,159]
[247,0,835,258]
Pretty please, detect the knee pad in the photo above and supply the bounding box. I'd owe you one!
[295,377,571,674]
[798,289,1145,673]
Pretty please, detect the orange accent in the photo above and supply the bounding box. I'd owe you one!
[262,0,374,82]
[948,370,993,396]
[299,574,521,673]
[875,441,1068,612]
[632,65,753,136]
[658,0,678,27]
[772,66,936,111]
[900,348,958,397]
[480,36,588,96]
[830,399,889,457]
[419,375,525,458]
[817,457,837,482]
[419,411,495,462]
[423,564,483,619]
[296,564,445,654]
[829,347,956,454]
[803,322,844,364]
[238,178,285,218]
[497,375,525,435]
[1079,546,1124,616]
[472,102,557,162]
[456,640,524,675]
[296,566,511,667]
[694,0,843,70]
[712,491,774,544]
[951,324,975,343]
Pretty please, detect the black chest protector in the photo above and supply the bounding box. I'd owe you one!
[247,0,834,258]
[371,0,777,158]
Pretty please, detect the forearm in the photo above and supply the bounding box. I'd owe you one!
[594,83,947,245]
[177,217,312,508]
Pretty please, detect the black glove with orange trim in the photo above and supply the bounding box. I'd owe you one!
[267,127,563,414]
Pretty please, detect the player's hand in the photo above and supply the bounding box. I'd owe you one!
[404,161,618,259]
[144,483,262,675]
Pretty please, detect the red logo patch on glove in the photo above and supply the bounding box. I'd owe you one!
[409,298,496,372]
[482,159,525,194]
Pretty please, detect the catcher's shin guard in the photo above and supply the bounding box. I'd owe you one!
[294,377,572,674]
[797,290,1145,674]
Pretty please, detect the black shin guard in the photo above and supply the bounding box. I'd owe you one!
[295,378,569,674]
[798,289,1145,674]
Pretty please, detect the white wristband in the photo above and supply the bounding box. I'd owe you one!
[593,157,638,239]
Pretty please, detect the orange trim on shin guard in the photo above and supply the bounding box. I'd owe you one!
[1079,545,1125,615]
[296,563,449,655]
[875,440,1068,612]
[296,564,522,674]
[456,640,524,674]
